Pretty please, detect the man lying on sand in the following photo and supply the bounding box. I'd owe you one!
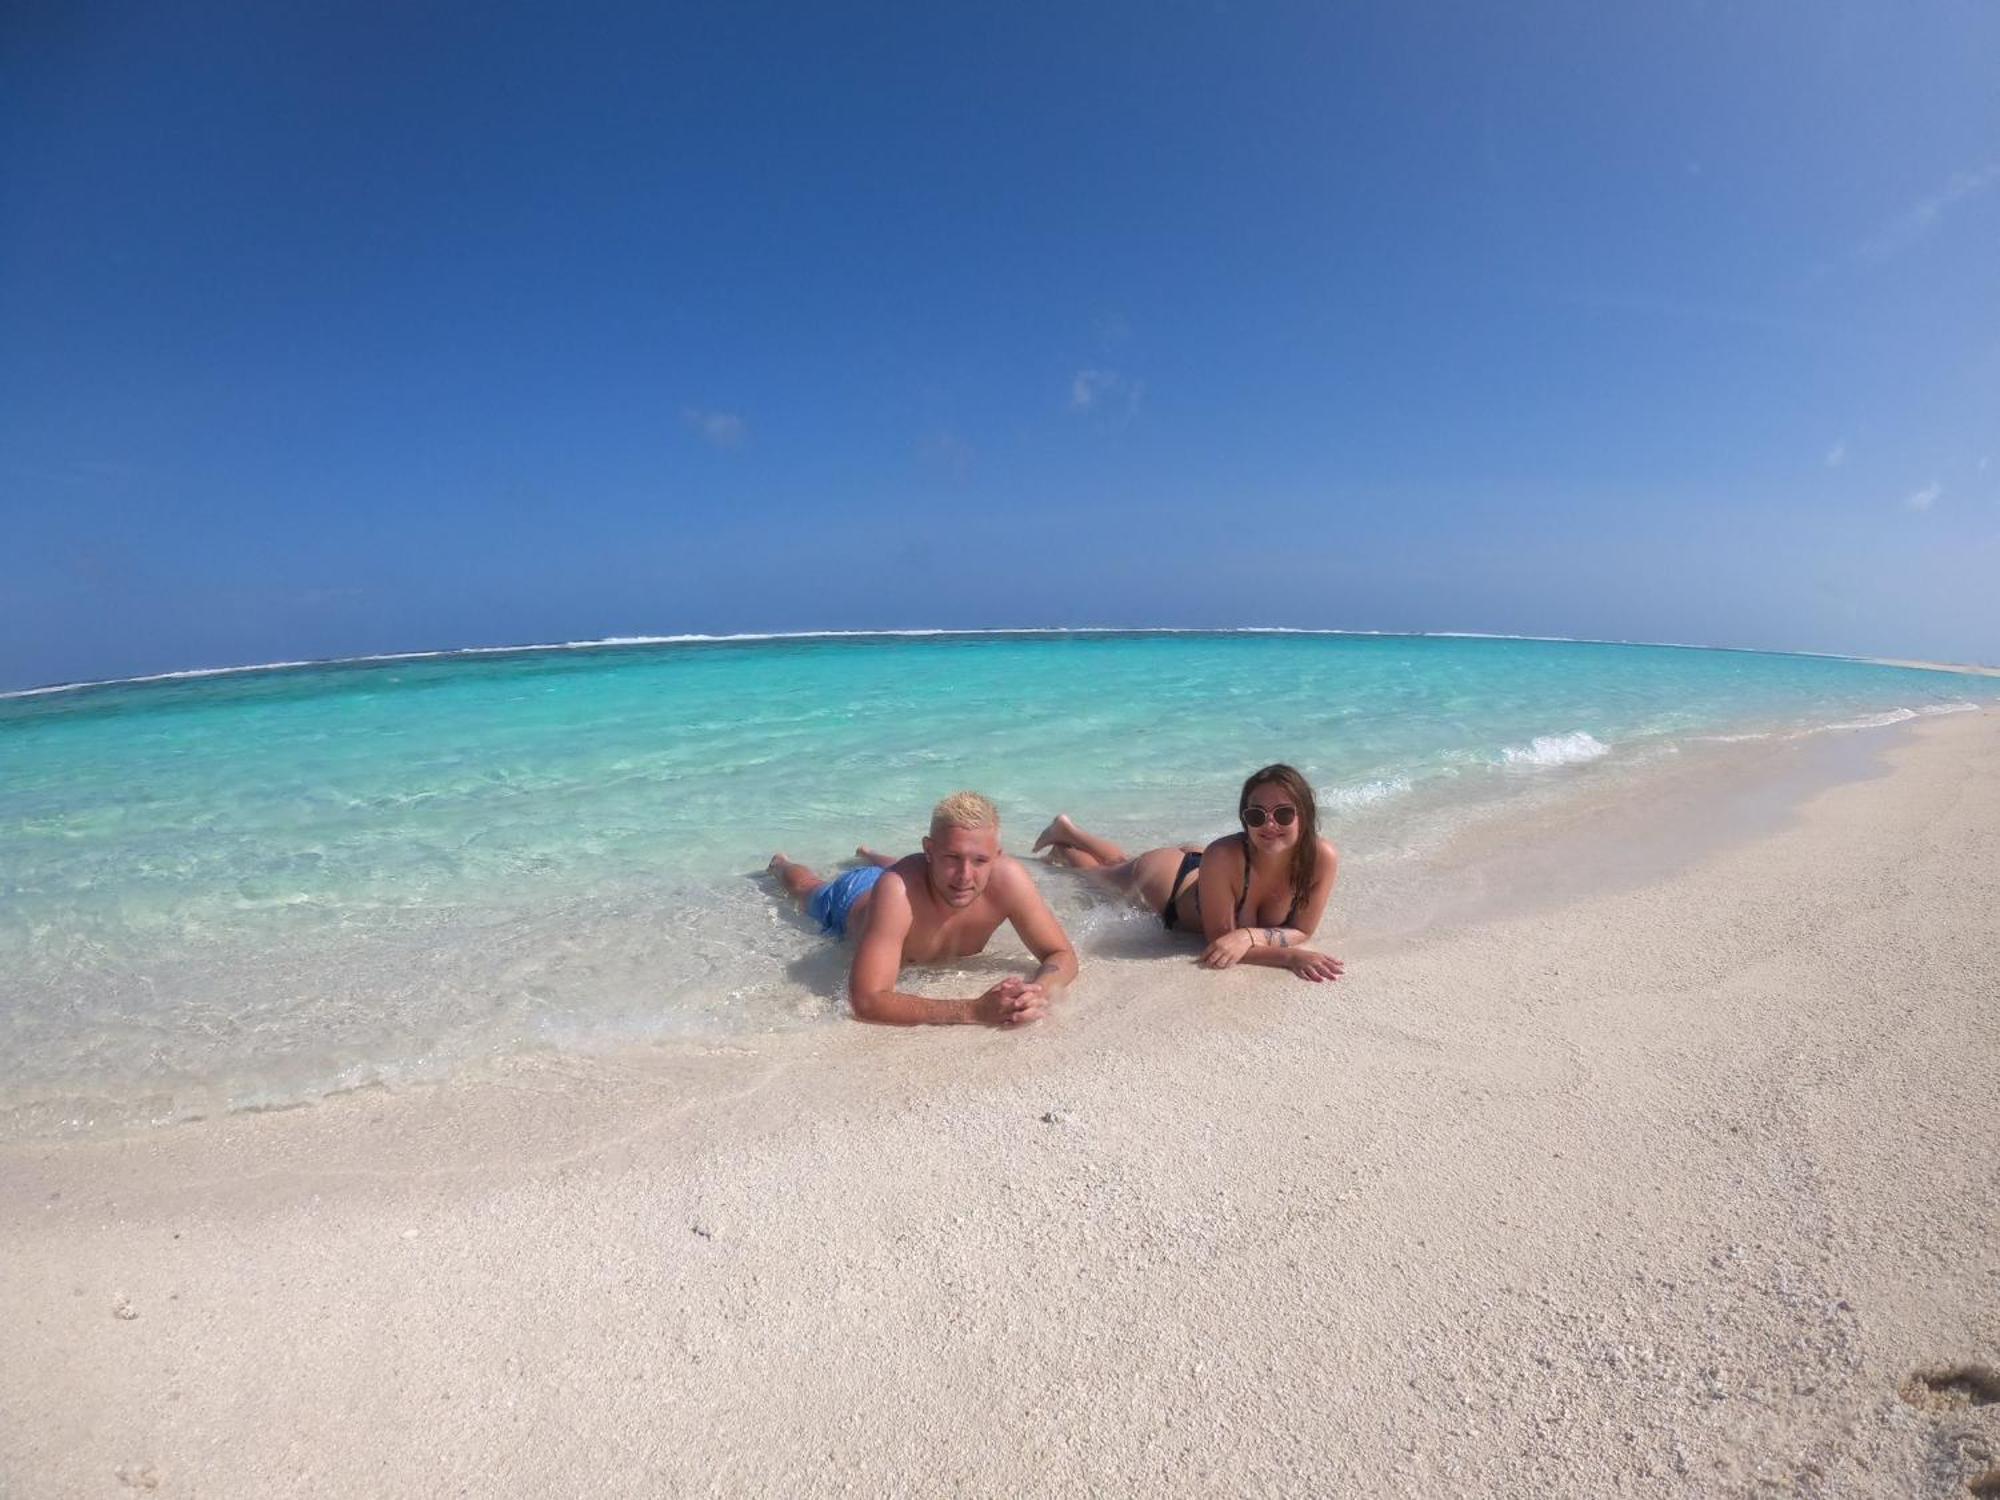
[768,791,1079,1027]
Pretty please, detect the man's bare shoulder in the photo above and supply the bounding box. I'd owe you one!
[877,856,930,914]
[989,853,1047,906]
[872,863,917,904]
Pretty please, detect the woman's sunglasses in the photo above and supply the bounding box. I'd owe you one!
[1241,804,1298,829]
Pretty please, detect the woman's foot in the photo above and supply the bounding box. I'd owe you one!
[1032,813,1078,853]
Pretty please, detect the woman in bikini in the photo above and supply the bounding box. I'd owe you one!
[1033,763,1344,982]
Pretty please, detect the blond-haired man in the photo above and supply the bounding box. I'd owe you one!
[768,792,1078,1026]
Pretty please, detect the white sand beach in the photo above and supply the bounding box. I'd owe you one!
[3,710,1997,1497]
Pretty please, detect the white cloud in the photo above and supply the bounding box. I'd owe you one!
[1069,369,1112,411]
[1825,439,1847,468]
[917,429,972,480]
[1857,163,2000,262]
[681,407,746,449]
[1904,481,1941,513]
[1068,368,1142,416]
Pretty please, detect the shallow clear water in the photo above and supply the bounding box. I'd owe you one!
[0,631,1987,1135]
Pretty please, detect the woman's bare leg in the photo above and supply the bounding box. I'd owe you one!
[1032,813,1129,865]
[1043,841,1201,917]
[1046,844,1109,870]
[1129,845,1204,916]
[1032,809,1207,918]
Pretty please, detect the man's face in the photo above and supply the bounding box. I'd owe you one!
[922,823,1001,908]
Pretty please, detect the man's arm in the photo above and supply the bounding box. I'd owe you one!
[999,859,1079,996]
[847,873,1046,1026]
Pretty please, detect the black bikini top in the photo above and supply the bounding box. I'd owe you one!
[1236,833,1306,928]
[1167,834,1304,931]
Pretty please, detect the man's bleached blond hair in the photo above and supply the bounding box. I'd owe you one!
[930,790,999,835]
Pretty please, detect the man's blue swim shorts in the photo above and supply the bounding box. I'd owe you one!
[807,864,885,939]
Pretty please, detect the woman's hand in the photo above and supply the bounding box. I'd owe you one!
[1284,948,1345,983]
[1200,928,1255,968]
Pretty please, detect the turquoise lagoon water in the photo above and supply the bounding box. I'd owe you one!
[0,631,1988,1135]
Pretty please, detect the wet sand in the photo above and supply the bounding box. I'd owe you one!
[3,710,1997,1497]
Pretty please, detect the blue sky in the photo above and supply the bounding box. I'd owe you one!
[3,1,1996,690]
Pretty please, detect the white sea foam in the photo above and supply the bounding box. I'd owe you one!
[1321,776,1413,810]
[1793,701,1977,735]
[1694,699,1979,746]
[9,624,1990,702]
[1813,708,1917,732]
[0,629,1193,699]
[1499,731,1612,768]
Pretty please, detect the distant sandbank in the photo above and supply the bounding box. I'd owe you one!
[1862,655,2000,678]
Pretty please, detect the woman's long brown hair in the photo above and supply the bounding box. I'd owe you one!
[1239,763,1320,908]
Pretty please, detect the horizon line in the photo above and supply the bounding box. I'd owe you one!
[2,626,1994,703]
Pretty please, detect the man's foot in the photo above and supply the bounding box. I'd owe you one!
[1032,814,1077,853]
[767,852,791,875]
[855,846,896,868]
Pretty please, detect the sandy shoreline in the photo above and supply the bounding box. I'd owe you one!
[4,711,1997,1496]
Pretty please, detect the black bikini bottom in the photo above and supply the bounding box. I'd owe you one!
[1162,849,1201,931]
